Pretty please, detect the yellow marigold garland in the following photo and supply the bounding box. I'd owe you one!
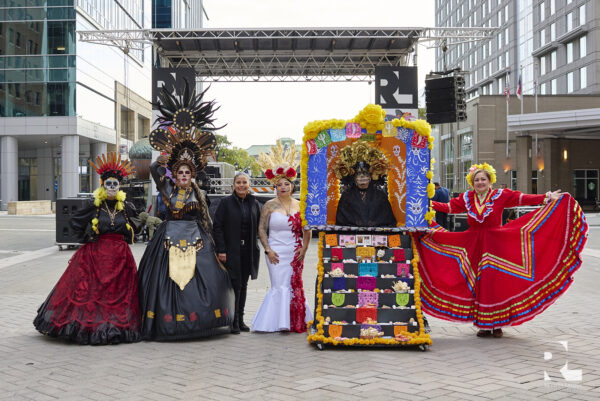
[300,105,435,227]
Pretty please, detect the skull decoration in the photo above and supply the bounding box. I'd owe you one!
[310,204,320,216]
[393,145,401,157]
[330,145,338,157]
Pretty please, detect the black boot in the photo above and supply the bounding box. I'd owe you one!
[238,285,250,332]
[231,288,241,334]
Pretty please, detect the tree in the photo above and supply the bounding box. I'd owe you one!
[214,134,261,176]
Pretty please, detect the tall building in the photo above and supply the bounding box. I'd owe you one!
[433,0,600,208]
[435,0,597,98]
[0,0,153,209]
[153,0,204,29]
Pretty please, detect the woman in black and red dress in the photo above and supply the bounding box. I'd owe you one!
[34,153,141,344]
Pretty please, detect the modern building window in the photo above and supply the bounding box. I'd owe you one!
[498,76,504,94]
[539,28,546,47]
[567,71,574,93]
[550,0,555,15]
[550,23,556,40]
[540,55,546,75]
[580,66,587,89]
[460,133,473,159]
[566,12,573,32]
[573,170,598,205]
[567,42,574,63]
[510,171,517,190]
[539,1,545,22]
[580,35,587,58]
[551,78,557,94]
[550,51,557,71]
[505,27,509,45]
[579,4,586,26]
[505,5,509,23]
[541,82,547,95]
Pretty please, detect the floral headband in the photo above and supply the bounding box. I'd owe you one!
[466,163,497,187]
[264,165,297,184]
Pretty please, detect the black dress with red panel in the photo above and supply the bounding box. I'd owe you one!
[33,199,142,344]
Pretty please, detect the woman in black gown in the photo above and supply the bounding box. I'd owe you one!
[34,153,141,344]
[137,83,235,340]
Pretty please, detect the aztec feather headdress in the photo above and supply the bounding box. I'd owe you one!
[149,79,223,175]
[89,152,135,183]
[258,141,299,184]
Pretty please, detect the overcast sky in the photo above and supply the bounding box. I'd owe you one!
[201,0,435,149]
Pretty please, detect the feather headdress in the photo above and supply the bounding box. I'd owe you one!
[89,152,135,183]
[149,79,223,175]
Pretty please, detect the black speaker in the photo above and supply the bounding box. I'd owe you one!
[56,198,90,243]
[425,74,467,124]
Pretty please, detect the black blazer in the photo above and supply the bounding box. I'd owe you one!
[213,193,262,280]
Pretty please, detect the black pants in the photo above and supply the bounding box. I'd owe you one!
[231,246,252,323]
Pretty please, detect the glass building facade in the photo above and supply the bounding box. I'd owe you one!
[0,0,76,117]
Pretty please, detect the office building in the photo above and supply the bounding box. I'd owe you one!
[433,0,600,208]
[0,0,153,209]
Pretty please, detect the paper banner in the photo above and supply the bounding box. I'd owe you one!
[329,128,346,142]
[315,130,333,148]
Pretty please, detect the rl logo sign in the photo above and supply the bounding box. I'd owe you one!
[544,341,583,383]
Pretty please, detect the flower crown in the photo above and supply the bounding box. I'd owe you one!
[258,141,299,184]
[466,163,497,187]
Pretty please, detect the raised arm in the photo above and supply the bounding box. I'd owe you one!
[502,188,552,208]
[432,195,467,214]
[150,157,172,195]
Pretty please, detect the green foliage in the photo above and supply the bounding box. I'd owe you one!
[215,134,261,176]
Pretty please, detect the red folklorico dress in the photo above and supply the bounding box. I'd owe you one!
[414,188,588,329]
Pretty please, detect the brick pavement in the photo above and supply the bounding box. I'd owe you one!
[0,224,599,400]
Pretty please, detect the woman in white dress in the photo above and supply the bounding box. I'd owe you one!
[252,146,312,332]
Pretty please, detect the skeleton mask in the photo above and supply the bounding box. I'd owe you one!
[104,178,120,198]
[310,204,320,216]
[393,145,401,157]
[330,145,338,157]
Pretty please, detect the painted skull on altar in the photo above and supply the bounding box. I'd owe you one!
[330,145,338,157]
[310,204,320,216]
[393,145,401,157]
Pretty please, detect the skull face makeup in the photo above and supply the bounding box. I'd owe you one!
[104,178,120,198]
[176,164,193,188]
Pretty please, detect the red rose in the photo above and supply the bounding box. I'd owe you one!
[276,167,285,175]
[286,168,296,178]
[164,314,172,322]
[189,312,197,322]
[265,169,274,179]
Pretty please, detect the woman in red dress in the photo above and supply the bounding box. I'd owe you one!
[34,153,141,344]
[415,163,588,338]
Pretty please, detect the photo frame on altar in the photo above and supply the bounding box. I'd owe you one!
[300,104,435,230]
[356,235,372,246]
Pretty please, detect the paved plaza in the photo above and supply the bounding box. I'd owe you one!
[0,213,599,400]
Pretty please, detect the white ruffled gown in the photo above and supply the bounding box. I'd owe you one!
[252,212,312,332]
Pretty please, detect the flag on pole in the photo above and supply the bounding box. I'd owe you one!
[516,74,522,100]
[504,83,510,103]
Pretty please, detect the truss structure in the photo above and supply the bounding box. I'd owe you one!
[78,27,498,82]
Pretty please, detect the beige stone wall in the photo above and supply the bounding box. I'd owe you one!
[7,201,52,215]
